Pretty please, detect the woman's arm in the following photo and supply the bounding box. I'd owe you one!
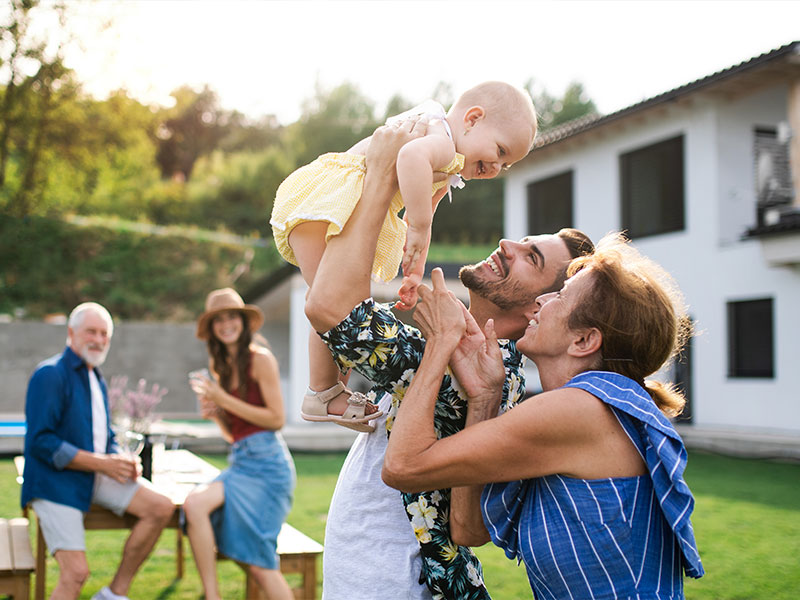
[449,392,497,546]
[200,398,234,443]
[204,349,286,431]
[448,313,506,547]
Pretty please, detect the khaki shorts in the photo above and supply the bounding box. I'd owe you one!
[31,473,149,553]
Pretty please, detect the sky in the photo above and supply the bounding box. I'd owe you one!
[47,0,800,124]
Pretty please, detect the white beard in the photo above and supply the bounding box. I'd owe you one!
[80,345,109,367]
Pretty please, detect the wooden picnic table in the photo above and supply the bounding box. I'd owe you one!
[16,447,322,599]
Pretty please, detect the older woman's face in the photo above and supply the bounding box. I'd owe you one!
[212,310,244,345]
[516,268,594,359]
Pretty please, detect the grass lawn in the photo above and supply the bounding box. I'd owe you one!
[2,450,798,599]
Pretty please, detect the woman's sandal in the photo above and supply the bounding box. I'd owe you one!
[301,382,383,433]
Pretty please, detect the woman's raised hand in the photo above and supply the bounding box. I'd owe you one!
[413,268,467,349]
[450,314,505,409]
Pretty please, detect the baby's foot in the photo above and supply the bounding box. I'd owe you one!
[301,383,383,433]
[326,389,380,417]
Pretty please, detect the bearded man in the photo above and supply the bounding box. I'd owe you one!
[22,302,174,600]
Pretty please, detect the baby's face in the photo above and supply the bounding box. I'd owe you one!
[456,117,532,180]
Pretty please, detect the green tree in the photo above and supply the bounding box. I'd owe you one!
[525,79,598,131]
[382,93,414,122]
[0,0,77,215]
[285,81,378,167]
[155,85,232,181]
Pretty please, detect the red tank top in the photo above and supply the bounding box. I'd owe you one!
[225,352,268,442]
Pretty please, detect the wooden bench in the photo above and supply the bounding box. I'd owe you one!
[0,517,35,600]
[217,523,323,600]
[15,455,323,599]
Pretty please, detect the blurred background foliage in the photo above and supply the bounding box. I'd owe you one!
[0,0,596,319]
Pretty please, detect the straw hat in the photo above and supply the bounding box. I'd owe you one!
[196,288,264,340]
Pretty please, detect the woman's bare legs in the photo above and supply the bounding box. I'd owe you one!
[183,481,225,600]
[248,564,294,600]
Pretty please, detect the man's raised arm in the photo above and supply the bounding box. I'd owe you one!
[305,119,428,332]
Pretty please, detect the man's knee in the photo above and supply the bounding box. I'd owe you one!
[132,488,175,525]
[150,493,176,523]
[56,551,90,587]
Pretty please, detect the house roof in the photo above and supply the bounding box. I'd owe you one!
[529,41,800,153]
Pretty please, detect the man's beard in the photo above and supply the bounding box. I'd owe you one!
[80,345,109,367]
[459,263,532,311]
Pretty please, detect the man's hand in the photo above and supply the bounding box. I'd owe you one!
[101,454,138,483]
[365,116,429,188]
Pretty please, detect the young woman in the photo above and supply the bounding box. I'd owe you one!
[383,234,705,599]
[184,288,295,600]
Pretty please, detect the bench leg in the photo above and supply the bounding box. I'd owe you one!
[302,555,316,600]
[13,575,30,600]
[35,521,46,600]
[176,529,184,579]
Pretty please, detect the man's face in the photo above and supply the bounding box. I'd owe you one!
[460,234,572,317]
[69,311,111,367]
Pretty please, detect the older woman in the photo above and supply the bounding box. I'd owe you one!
[383,234,704,599]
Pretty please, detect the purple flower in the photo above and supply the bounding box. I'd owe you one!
[109,376,167,434]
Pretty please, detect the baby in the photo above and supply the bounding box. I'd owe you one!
[270,81,537,431]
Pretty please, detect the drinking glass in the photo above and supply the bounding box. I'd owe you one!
[189,368,210,411]
[118,430,145,458]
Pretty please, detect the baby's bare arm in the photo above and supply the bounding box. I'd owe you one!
[397,129,456,231]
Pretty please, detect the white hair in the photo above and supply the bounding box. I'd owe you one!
[67,302,114,341]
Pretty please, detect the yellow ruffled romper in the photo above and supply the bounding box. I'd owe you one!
[270,102,465,283]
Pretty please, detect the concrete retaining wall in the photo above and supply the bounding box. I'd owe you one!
[0,320,288,417]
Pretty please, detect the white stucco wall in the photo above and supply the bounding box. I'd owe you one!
[506,84,800,435]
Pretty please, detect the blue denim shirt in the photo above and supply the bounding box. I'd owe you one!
[21,346,118,511]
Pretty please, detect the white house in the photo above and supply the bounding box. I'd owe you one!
[504,41,800,455]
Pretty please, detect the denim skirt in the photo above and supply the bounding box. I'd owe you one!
[210,430,295,569]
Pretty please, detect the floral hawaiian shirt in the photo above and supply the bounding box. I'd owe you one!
[322,298,527,600]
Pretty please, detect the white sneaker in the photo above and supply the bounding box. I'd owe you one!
[91,586,130,600]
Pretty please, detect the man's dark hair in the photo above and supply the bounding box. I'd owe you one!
[546,228,595,292]
[557,228,595,260]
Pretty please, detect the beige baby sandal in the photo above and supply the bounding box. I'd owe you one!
[301,382,383,433]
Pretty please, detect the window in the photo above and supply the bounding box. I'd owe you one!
[755,127,793,208]
[620,135,684,238]
[672,323,694,423]
[526,170,572,234]
[727,298,774,378]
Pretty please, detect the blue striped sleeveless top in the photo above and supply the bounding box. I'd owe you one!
[482,371,704,599]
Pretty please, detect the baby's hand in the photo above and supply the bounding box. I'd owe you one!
[395,273,422,311]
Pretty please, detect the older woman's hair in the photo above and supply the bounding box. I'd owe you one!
[567,233,692,417]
